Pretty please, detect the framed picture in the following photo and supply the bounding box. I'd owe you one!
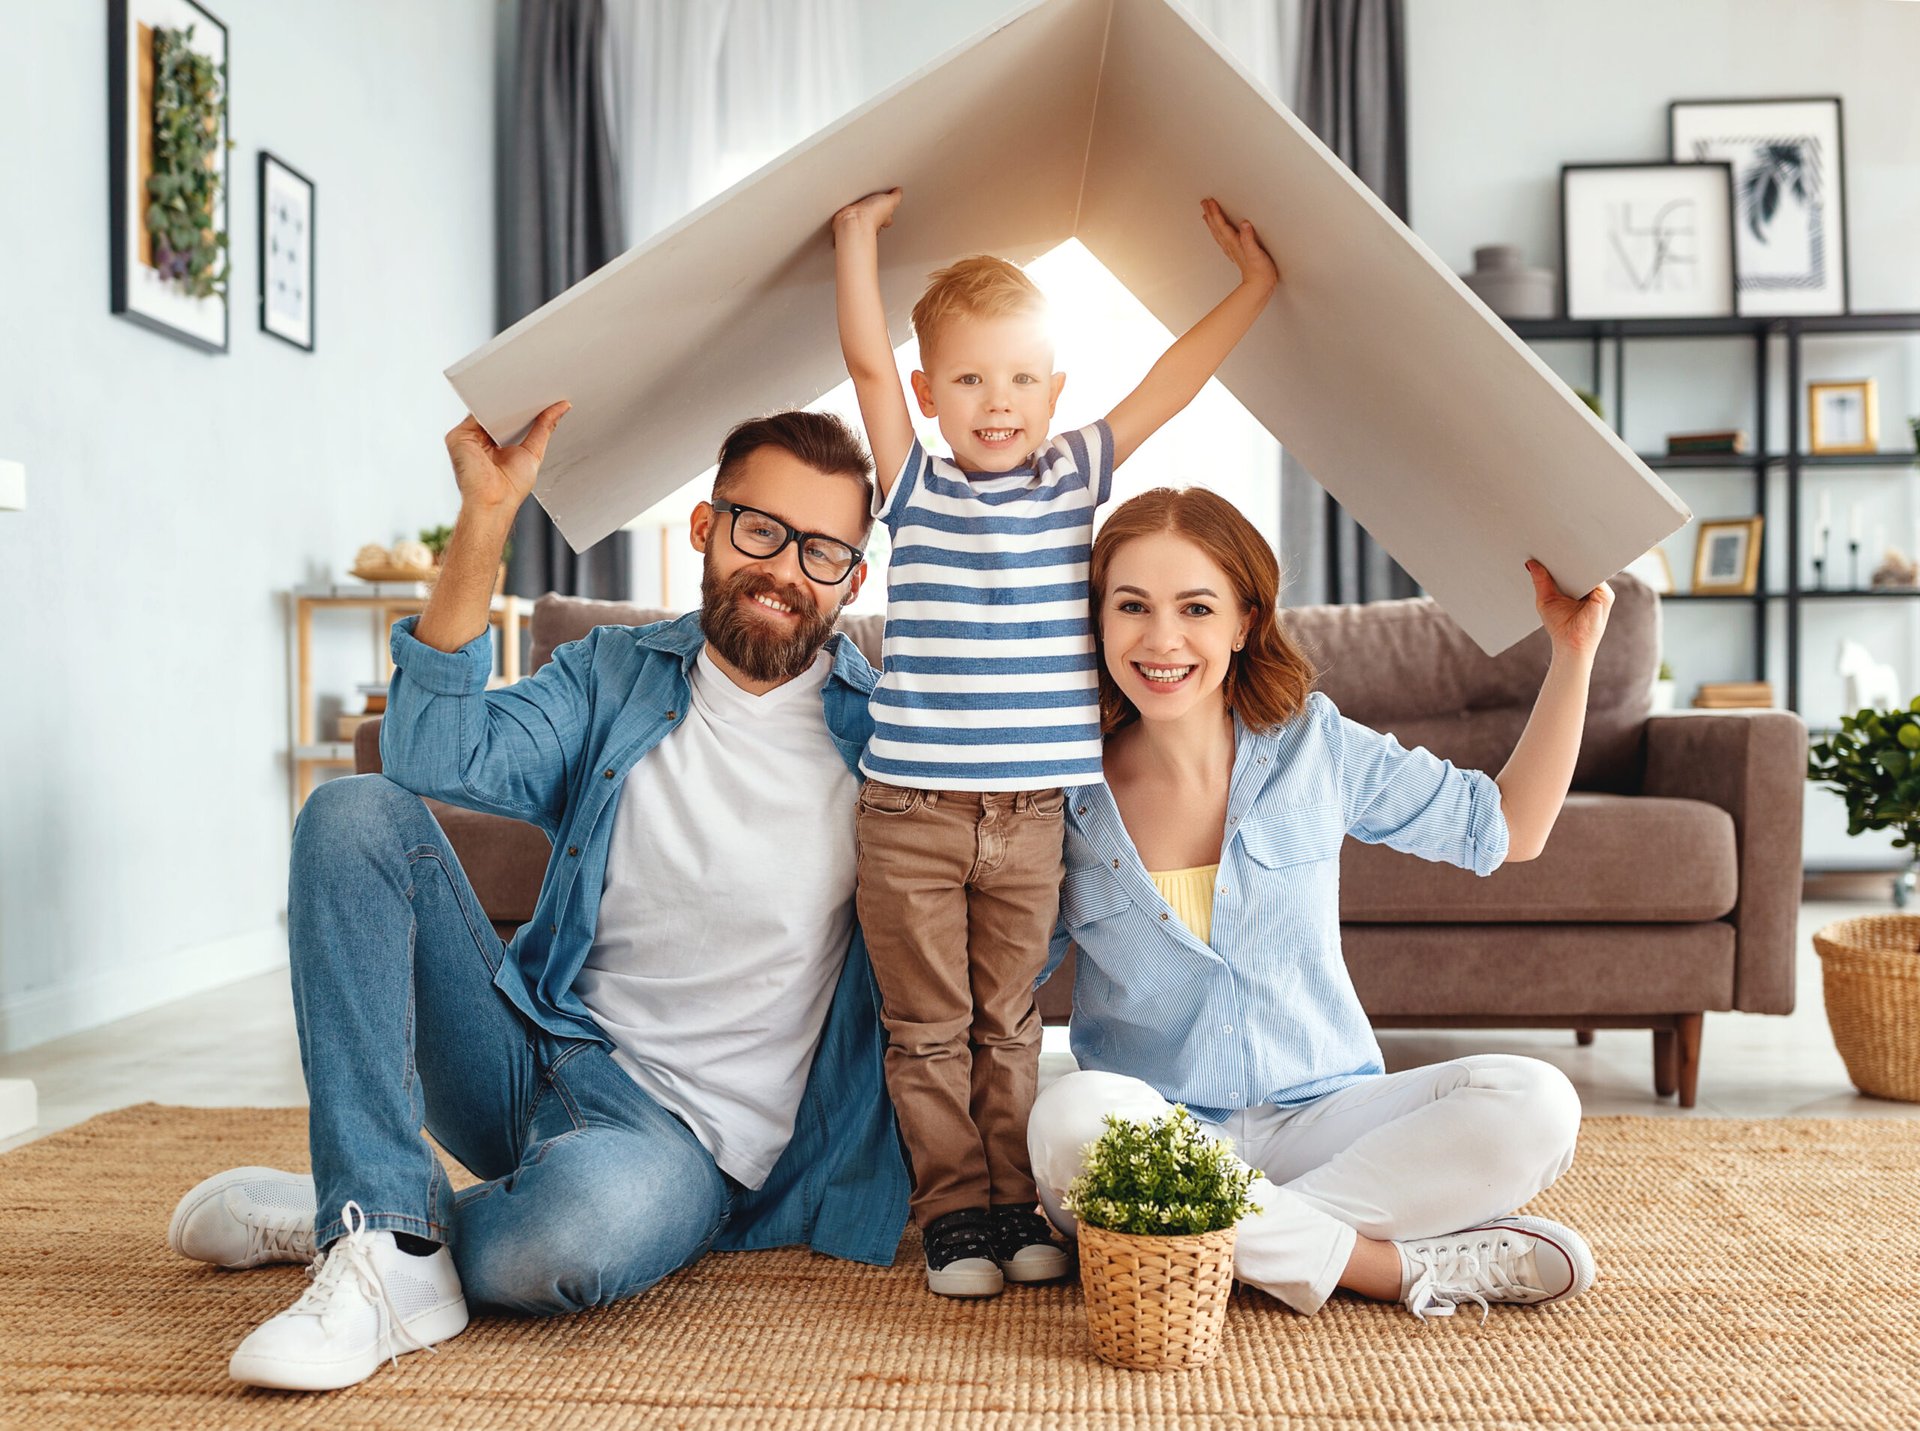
[1624,547,1675,595]
[1560,162,1737,320]
[108,0,230,353]
[1692,517,1764,595]
[259,152,315,351]
[1807,379,1878,456]
[1669,97,1848,317]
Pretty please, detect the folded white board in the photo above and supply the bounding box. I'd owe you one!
[446,0,1689,654]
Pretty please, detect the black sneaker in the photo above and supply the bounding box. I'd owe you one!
[989,1205,1070,1283]
[922,1208,1003,1298]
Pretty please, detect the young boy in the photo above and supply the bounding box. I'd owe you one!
[832,186,1277,1297]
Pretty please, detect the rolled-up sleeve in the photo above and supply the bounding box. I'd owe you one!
[1325,695,1509,876]
[377,616,592,832]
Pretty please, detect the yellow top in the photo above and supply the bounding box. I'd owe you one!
[1147,864,1221,945]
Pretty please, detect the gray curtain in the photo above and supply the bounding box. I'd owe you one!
[1283,0,1417,605]
[498,0,632,600]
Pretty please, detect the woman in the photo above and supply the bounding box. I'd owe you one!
[1030,488,1613,1321]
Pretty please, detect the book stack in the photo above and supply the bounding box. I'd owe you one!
[1666,429,1751,456]
[1692,680,1773,709]
[334,682,390,741]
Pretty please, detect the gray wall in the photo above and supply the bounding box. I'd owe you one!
[0,0,498,1049]
[1406,0,1920,867]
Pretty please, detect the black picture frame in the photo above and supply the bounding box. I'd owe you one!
[258,151,316,352]
[1668,96,1850,317]
[1559,161,1738,321]
[107,0,231,353]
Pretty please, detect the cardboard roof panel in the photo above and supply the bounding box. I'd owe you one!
[447,0,1689,654]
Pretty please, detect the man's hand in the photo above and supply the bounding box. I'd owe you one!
[1527,559,1614,659]
[444,400,571,514]
[833,188,903,243]
[1201,198,1278,295]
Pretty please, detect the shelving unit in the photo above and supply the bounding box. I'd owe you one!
[1510,312,1920,712]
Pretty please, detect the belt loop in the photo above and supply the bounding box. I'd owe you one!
[924,788,938,807]
[1013,790,1031,812]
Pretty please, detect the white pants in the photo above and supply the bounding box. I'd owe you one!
[1027,1055,1582,1315]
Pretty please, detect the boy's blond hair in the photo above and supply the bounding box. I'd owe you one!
[911,256,1049,366]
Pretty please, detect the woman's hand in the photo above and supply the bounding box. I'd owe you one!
[1528,559,1613,659]
[1201,197,1278,295]
[444,401,570,514]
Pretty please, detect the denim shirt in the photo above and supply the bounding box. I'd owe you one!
[379,612,909,1265]
[1048,693,1509,1120]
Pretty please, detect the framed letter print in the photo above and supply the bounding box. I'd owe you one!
[1561,163,1736,321]
[259,152,315,351]
[1692,517,1764,596]
[1670,97,1848,317]
[108,0,230,352]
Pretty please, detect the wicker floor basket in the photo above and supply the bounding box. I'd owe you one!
[1813,914,1920,1102]
[1077,1222,1237,1370]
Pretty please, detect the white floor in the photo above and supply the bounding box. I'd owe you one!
[1,890,1914,1156]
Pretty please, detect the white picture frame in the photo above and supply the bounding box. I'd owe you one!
[1560,162,1738,321]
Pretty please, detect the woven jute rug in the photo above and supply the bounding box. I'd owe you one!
[2,1106,1916,1430]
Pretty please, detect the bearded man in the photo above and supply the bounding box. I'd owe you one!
[168,404,908,1391]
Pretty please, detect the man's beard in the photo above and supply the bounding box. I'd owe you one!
[700,559,839,683]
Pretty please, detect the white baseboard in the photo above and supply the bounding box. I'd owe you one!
[0,927,289,1056]
[0,1080,35,1139]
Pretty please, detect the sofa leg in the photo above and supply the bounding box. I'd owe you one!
[1676,1013,1703,1109]
[1575,1029,1594,1046]
[1653,1028,1678,1098]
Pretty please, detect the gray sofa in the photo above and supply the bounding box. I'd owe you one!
[355,573,1806,1107]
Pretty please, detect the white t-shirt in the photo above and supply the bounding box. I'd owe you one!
[574,647,858,1187]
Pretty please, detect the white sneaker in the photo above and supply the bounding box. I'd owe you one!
[228,1201,469,1391]
[168,1167,317,1269]
[1397,1215,1595,1322]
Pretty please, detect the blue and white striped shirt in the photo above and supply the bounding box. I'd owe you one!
[1049,693,1510,1119]
[862,422,1114,791]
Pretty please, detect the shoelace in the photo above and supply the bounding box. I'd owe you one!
[243,1213,314,1265]
[1403,1232,1546,1324]
[287,1201,436,1368]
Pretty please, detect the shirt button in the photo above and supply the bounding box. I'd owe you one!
[603,769,615,779]
[1229,816,1238,824]
[1257,757,1267,765]
[1229,1091,1242,1102]
[1223,1024,1233,1035]
[567,846,579,857]
[1077,805,1088,816]
[550,923,558,933]
[1159,912,1169,921]
[665,710,677,719]
[1112,858,1121,870]
[1218,885,1228,895]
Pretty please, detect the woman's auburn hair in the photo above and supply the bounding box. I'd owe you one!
[1089,487,1316,736]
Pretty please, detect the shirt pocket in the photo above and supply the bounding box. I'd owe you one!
[1062,862,1131,928]
[1238,803,1345,869]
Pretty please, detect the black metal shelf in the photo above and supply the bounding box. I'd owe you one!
[1512,310,1920,712]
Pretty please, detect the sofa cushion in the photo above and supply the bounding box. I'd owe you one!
[1339,792,1736,923]
[423,799,550,924]
[1285,573,1658,793]
[528,594,885,672]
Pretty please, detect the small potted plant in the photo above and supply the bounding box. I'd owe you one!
[1806,701,1920,1101]
[1064,1107,1262,1370]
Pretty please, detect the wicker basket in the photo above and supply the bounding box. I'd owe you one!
[1813,914,1920,1102]
[1077,1222,1237,1370]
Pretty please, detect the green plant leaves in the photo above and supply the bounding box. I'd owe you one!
[1808,699,1920,847]
[148,24,228,301]
[1063,1107,1262,1237]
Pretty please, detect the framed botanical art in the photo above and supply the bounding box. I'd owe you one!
[1807,379,1879,456]
[259,152,315,351]
[108,0,230,353]
[1560,162,1737,320]
[1692,516,1764,596]
[1669,97,1848,317]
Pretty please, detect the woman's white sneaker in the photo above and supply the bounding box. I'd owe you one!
[1396,1215,1595,1322]
[227,1201,469,1391]
[167,1167,317,1269]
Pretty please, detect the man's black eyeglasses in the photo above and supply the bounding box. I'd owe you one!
[713,500,865,584]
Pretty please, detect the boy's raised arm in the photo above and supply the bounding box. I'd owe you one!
[832,187,916,499]
[1105,198,1279,468]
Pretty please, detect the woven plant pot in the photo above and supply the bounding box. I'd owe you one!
[1077,1221,1236,1370]
[1813,914,1920,1101]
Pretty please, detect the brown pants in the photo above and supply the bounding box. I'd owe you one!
[855,780,1066,1226]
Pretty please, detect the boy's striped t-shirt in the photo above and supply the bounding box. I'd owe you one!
[862,420,1115,792]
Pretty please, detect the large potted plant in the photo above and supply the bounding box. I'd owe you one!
[1806,702,1920,1100]
[1064,1107,1262,1370]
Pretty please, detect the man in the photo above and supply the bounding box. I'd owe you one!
[168,402,909,1391]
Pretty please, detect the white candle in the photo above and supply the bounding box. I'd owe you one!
[1850,502,1862,543]
[1819,490,1832,536]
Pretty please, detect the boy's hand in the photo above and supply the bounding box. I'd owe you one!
[1201,197,1278,294]
[1527,559,1613,658]
[833,188,903,242]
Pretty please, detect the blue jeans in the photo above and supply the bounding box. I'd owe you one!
[287,775,734,1316]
